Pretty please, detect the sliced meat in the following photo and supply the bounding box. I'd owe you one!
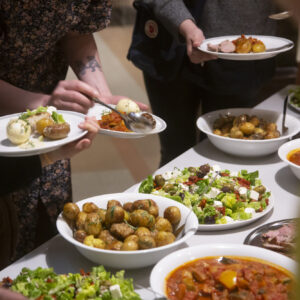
[218,40,236,53]
[207,43,219,52]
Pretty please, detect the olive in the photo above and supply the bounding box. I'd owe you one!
[74,230,87,243]
[163,184,175,192]
[199,164,210,175]
[254,185,266,194]
[121,240,139,251]
[188,167,197,173]
[63,202,80,221]
[164,206,181,226]
[138,235,156,249]
[154,174,165,187]
[107,200,122,209]
[221,184,234,193]
[76,211,87,230]
[82,202,99,214]
[84,213,102,235]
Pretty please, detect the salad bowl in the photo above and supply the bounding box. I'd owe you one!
[57,193,198,269]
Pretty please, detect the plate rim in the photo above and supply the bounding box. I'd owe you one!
[0,110,87,157]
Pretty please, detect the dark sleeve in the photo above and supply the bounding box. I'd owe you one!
[144,0,195,42]
[0,156,42,196]
[72,0,112,34]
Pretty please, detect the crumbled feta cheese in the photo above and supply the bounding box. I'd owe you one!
[238,187,247,198]
[224,216,234,224]
[172,169,181,178]
[204,175,209,179]
[152,190,159,195]
[179,183,189,191]
[109,285,122,299]
[245,207,255,215]
[230,171,238,177]
[162,171,173,180]
[212,165,221,172]
[204,187,220,198]
[214,200,223,207]
[249,190,259,201]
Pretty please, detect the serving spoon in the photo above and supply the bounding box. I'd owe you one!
[91,97,155,133]
[269,11,292,20]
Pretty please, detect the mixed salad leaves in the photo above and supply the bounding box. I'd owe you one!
[1,266,140,300]
[139,164,271,225]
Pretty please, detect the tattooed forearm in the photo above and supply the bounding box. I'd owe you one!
[74,56,102,76]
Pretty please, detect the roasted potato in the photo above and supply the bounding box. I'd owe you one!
[74,230,87,243]
[164,206,181,225]
[130,209,155,229]
[155,231,176,247]
[124,234,139,243]
[239,122,255,135]
[123,202,134,212]
[107,200,122,209]
[138,235,156,249]
[82,202,99,214]
[76,211,87,230]
[96,208,106,223]
[155,217,172,232]
[105,205,125,225]
[135,227,151,238]
[84,213,102,235]
[106,240,123,250]
[121,240,139,251]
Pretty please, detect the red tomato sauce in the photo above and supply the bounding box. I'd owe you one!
[165,256,294,300]
[98,112,131,132]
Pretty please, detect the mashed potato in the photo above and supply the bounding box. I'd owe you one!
[116,98,140,114]
[7,119,31,145]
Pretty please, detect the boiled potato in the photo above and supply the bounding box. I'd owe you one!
[130,209,155,228]
[7,119,31,145]
[76,211,87,230]
[155,231,176,247]
[249,116,260,127]
[96,208,106,223]
[266,122,277,132]
[135,227,151,238]
[138,235,156,249]
[164,206,181,225]
[82,202,99,214]
[106,240,123,250]
[107,200,122,209]
[252,41,266,53]
[155,217,172,232]
[74,230,87,243]
[63,203,80,220]
[93,238,105,249]
[124,234,139,243]
[123,202,134,212]
[116,98,140,114]
[85,213,102,235]
[105,205,125,225]
[265,130,280,139]
[36,117,54,135]
[121,240,139,251]
[239,122,255,135]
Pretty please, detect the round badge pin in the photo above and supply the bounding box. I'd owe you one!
[145,20,158,38]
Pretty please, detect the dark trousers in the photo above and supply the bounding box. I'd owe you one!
[143,72,260,166]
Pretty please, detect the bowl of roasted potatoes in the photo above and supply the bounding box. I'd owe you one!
[57,193,198,269]
[197,108,300,157]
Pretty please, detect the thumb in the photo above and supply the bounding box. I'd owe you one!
[186,39,193,57]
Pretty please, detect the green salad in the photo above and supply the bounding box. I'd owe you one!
[289,87,300,108]
[139,164,271,225]
[1,266,141,300]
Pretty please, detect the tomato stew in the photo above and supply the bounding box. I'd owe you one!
[287,148,300,166]
[166,256,294,300]
[98,112,131,132]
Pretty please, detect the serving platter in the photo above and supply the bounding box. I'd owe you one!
[198,35,294,61]
[88,103,167,139]
[0,110,87,157]
[244,218,298,258]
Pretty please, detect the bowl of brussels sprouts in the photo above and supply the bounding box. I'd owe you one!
[57,193,198,269]
[197,108,300,157]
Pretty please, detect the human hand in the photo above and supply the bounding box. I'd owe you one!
[0,288,27,300]
[48,80,98,114]
[179,19,217,64]
[99,95,149,111]
[41,116,100,165]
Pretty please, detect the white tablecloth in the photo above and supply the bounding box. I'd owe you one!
[1,86,299,299]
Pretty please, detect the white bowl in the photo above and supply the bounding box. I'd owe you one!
[197,108,300,157]
[278,139,300,180]
[150,243,296,297]
[56,193,198,269]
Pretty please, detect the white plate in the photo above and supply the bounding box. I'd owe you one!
[150,243,296,298]
[56,193,198,269]
[88,104,167,139]
[135,187,274,232]
[0,110,87,157]
[198,35,294,61]
[288,93,300,113]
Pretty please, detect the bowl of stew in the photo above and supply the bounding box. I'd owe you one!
[150,243,296,299]
[197,108,300,157]
[278,138,300,180]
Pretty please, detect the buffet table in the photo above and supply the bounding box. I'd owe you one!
[1,86,299,299]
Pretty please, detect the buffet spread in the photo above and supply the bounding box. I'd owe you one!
[0,86,299,299]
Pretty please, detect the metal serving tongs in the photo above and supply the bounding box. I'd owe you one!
[174,172,219,239]
[91,97,154,133]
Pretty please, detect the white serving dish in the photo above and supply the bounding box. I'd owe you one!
[56,193,198,269]
[150,243,296,298]
[197,108,300,157]
[278,139,300,180]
